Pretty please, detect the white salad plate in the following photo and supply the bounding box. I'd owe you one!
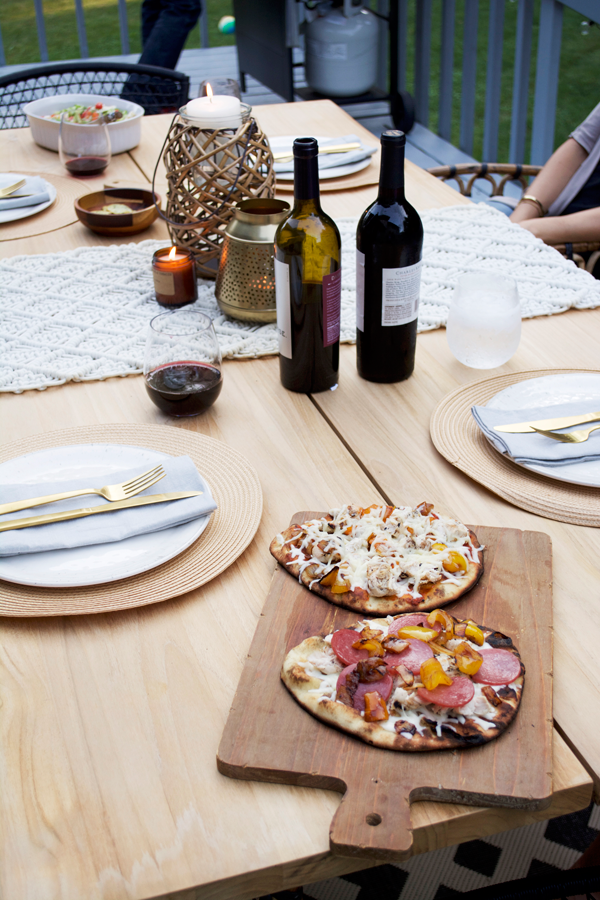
[0,176,56,225]
[486,372,600,488]
[270,135,374,181]
[0,444,211,588]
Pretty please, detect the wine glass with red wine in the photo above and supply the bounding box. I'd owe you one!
[58,113,111,177]
[144,310,223,417]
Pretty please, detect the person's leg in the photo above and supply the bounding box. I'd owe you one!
[141,0,163,47]
[139,0,201,70]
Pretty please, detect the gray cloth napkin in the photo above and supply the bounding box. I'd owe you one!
[0,455,217,557]
[274,134,376,174]
[471,401,600,466]
[0,175,51,211]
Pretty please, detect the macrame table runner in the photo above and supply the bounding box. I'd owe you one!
[2,204,600,393]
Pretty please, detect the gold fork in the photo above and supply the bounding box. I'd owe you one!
[0,178,26,198]
[531,424,600,444]
[0,465,166,516]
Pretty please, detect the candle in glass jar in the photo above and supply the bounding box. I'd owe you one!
[152,247,198,307]
[184,83,242,129]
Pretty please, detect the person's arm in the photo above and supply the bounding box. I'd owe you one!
[509,138,588,223]
[519,205,600,242]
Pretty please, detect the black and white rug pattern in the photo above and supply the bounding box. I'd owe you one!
[303,803,600,900]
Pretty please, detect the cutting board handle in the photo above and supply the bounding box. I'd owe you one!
[329,770,414,860]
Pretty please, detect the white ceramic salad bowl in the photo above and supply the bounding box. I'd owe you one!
[23,93,144,154]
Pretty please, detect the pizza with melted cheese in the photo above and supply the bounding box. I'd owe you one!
[281,610,523,751]
[270,503,483,615]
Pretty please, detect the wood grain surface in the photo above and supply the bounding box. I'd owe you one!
[0,110,594,900]
[218,514,553,861]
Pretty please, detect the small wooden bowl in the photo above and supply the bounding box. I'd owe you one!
[74,188,160,236]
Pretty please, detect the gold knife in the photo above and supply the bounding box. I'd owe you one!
[0,491,204,532]
[494,411,600,434]
[273,142,362,161]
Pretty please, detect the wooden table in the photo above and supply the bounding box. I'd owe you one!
[0,100,595,900]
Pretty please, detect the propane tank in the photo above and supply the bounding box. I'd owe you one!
[305,0,379,98]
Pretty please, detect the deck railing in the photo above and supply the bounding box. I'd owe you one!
[405,0,600,164]
[0,0,210,69]
[1,0,598,166]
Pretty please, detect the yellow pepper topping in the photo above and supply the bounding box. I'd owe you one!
[426,609,455,644]
[352,637,385,657]
[331,577,350,593]
[443,550,468,573]
[319,567,339,587]
[420,657,453,691]
[319,566,351,593]
[455,641,483,675]
[431,542,446,552]
[364,691,389,722]
[394,625,439,642]
[465,622,485,646]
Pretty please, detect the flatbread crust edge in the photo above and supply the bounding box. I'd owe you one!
[281,620,523,752]
[270,524,483,615]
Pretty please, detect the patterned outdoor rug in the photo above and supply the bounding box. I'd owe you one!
[302,803,600,900]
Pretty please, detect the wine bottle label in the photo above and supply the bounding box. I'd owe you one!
[381,260,422,327]
[274,258,292,359]
[322,269,341,347]
[356,249,365,332]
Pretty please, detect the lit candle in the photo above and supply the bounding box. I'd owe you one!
[184,83,242,129]
[152,247,198,307]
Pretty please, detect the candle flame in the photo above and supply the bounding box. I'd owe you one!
[206,83,213,102]
[168,246,178,260]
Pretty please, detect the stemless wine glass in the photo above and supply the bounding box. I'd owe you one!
[144,309,223,416]
[446,272,521,369]
[58,113,111,176]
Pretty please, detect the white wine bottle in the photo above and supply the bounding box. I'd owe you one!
[356,130,423,382]
[274,137,341,393]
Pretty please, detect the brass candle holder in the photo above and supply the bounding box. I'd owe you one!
[162,106,276,279]
[215,198,290,323]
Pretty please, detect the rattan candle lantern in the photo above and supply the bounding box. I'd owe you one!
[162,104,276,279]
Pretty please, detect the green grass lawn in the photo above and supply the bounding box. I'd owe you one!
[1,0,598,162]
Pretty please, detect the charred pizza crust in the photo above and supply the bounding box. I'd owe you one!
[270,505,483,615]
[281,617,523,752]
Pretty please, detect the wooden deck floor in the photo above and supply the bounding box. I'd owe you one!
[1,43,520,202]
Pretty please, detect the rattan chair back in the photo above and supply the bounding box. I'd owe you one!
[428,162,600,275]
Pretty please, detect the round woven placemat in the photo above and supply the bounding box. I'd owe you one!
[0,172,93,242]
[0,424,262,616]
[430,367,600,528]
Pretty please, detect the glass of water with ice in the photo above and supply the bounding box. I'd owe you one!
[446,272,521,369]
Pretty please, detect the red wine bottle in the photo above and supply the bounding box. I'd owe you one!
[356,130,423,382]
[274,137,341,393]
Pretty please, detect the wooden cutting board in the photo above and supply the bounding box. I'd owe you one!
[217,515,553,861]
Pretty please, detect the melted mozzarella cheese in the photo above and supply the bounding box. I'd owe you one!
[296,504,479,599]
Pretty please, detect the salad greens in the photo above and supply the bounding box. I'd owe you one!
[45,103,134,124]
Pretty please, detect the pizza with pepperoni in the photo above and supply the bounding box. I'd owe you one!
[281,610,523,751]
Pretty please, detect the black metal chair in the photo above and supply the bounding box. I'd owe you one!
[460,864,600,899]
[0,60,190,128]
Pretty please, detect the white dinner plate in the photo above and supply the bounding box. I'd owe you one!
[0,444,212,588]
[0,177,57,225]
[270,135,374,181]
[486,373,600,488]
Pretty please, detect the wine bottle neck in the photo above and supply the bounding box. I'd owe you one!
[294,154,321,205]
[377,140,406,203]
